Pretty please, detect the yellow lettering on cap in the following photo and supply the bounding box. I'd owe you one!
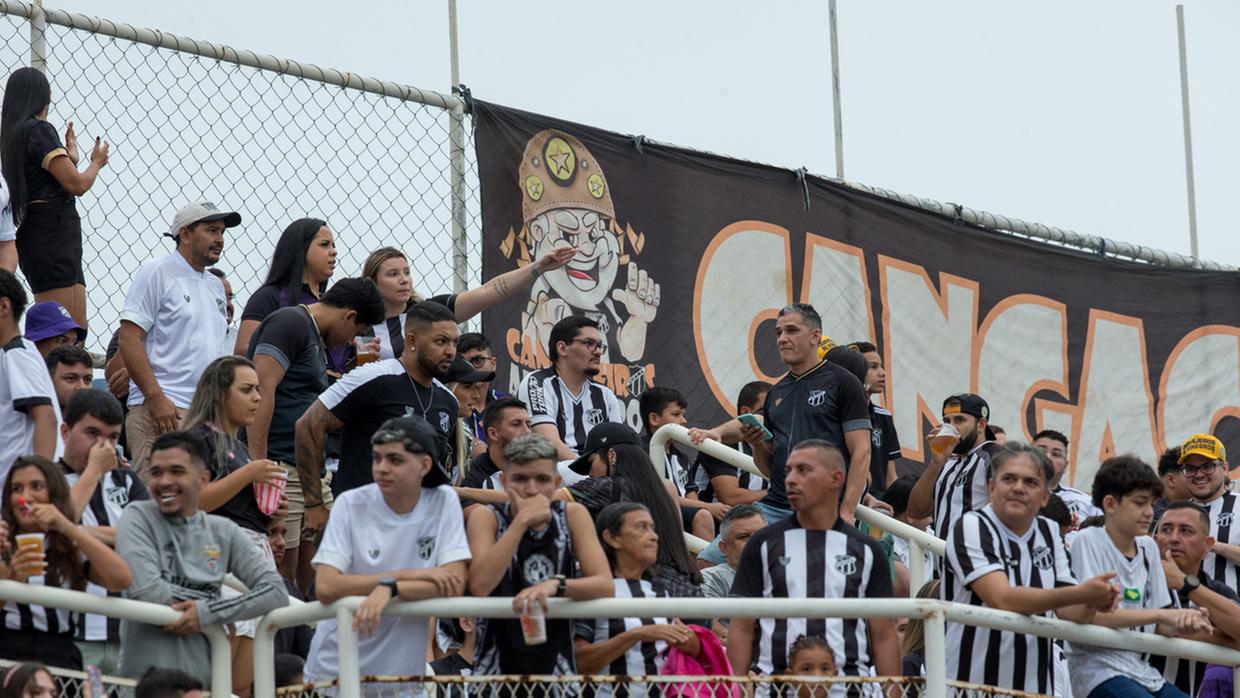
[944,404,962,415]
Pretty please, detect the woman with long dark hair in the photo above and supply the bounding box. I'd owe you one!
[574,502,701,692]
[233,217,337,355]
[0,67,109,328]
[181,354,283,697]
[0,456,131,669]
[0,662,55,698]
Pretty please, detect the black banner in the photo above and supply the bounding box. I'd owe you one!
[475,100,1240,489]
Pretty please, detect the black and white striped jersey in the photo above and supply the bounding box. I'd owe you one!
[575,577,670,698]
[1197,490,1240,593]
[932,441,1000,543]
[518,367,623,454]
[1150,569,1240,695]
[730,516,892,678]
[693,442,767,504]
[362,294,457,361]
[2,543,77,637]
[1053,484,1103,522]
[943,505,1075,694]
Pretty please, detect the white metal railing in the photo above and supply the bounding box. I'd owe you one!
[253,595,1240,698]
[649,423,947,594]
[0,580,232,696]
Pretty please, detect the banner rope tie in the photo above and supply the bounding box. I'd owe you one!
[795,167,811,211]
[631,134,647,155]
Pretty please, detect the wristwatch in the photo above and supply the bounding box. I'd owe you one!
[1182,574,1201,595]
[378,576,400,597]
[553,574,568,597]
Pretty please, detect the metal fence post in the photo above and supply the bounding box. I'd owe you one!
[252,616,277,698]
[204,626,234,698]
[922,608,947,698]
[28,0,45,70]
[447,0,469,295]
[336,605,362,698]
[907,539,925,598]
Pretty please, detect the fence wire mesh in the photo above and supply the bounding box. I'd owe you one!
[273,675,1049,698]
[0,5,483,350]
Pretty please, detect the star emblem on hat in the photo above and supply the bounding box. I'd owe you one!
[524,175,544,201]
[544,137,576,181]
[587,173,606,199]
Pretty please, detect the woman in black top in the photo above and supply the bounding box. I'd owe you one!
[0,67,109,328]
[234,217,337,355]
[181,355,286,695]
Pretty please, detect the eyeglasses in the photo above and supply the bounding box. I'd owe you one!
[468,355,497,368]
[571,338,607,353]
[1181,461,1222,477]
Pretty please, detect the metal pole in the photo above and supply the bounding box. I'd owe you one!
[1176,4,1199,258]
[29,0,45,70]
[336,605,362,698]
[922,609,948,698]
[447,0,469,295]
[907,540,926,598]
[828,0,844,179]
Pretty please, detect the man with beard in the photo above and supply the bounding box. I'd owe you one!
[294,302,461,541]
[908,393,1001,548]
[118,201,239,472]
[518,315,623,461]
[1177,433,1240,592]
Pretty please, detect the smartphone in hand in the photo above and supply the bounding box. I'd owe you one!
[736,413,774,441]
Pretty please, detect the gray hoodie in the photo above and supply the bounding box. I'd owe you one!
[115,501,287,683]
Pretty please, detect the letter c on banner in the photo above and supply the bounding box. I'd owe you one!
[694,221,792,415]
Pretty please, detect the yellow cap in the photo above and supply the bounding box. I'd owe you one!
[1178,433,1226,464]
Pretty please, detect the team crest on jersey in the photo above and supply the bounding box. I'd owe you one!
[584,408,604,426]
[203,543,222,574]
[527,383,548,414]
[105,485,130,509]
[1031,545,1054,570]
[1123,587,1142,603]
[523,553,555,583]
[368,548,380,559]
[834,554,857,575]
[1219,512,1234,528]
[778,556,792,567]
[807,390,826,407]
[418,536,436,560]
[440,411,452,433]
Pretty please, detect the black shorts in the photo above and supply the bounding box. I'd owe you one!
[16,200,84,292]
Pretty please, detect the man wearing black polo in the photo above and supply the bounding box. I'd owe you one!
[736,304,872,524]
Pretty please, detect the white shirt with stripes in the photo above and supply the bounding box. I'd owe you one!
[2,539,77,637]
[932,441,1000,543]
[578,578,670,698]
[1196,490,1240,593]
[730,516,892,681]
[1067,526,1173,698]
[944,504,1075,694]
[1053,485,1103,522]
[518,367,623,454]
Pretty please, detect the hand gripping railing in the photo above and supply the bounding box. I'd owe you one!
[0,579,232,696]
[648,423,946,594]
[252,596,1240,698]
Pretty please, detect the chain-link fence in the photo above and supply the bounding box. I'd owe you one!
[0,1,483,350]
[270,675,1054,698]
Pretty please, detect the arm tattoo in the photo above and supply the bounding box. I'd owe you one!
[492,275,512,298]
[295,402,339,506]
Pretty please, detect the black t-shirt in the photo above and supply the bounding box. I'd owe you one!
[760,361,872,509]
[248,306,329,464]
[867,406,902,499]
[318,358,459,496]
[20,119,70,203]
[242,284,350,372]
[188,423,268,534]
[461,451,500,489]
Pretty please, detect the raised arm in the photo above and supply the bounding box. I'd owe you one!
[452,246,575,322]
[44,136,108,196]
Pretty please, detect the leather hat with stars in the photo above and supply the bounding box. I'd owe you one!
[518,129,615,224]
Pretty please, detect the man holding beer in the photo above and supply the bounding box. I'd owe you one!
[907,393,1002,548]
[244,277,385,581]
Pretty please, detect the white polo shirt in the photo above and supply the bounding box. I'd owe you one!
[0,176,15,242]
[306,483,472,685]
[0,337,63,483]
[121,250,227,408]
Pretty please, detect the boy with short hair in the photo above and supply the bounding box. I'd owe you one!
[305,415,471,687]
[641,386,723,537]
[45,344,93,411]
[468,433,613,678]
[1068,455,1215,698]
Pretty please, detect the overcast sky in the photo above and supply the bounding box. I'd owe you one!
[54,0,1240,266]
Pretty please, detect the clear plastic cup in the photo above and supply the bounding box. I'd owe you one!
[353,337,379,366]
[929,423,961,456]
[520,599,547,645]
[14,532,45,577]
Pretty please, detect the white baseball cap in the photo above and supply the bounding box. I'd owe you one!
[167,200,241,239]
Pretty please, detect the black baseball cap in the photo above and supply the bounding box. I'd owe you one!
[445,354,496,384]
[942,393,997,442]
[568,422,642,476]
[370,415,452,487]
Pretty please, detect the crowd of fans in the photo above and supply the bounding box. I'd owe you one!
[1,65,1239,698]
